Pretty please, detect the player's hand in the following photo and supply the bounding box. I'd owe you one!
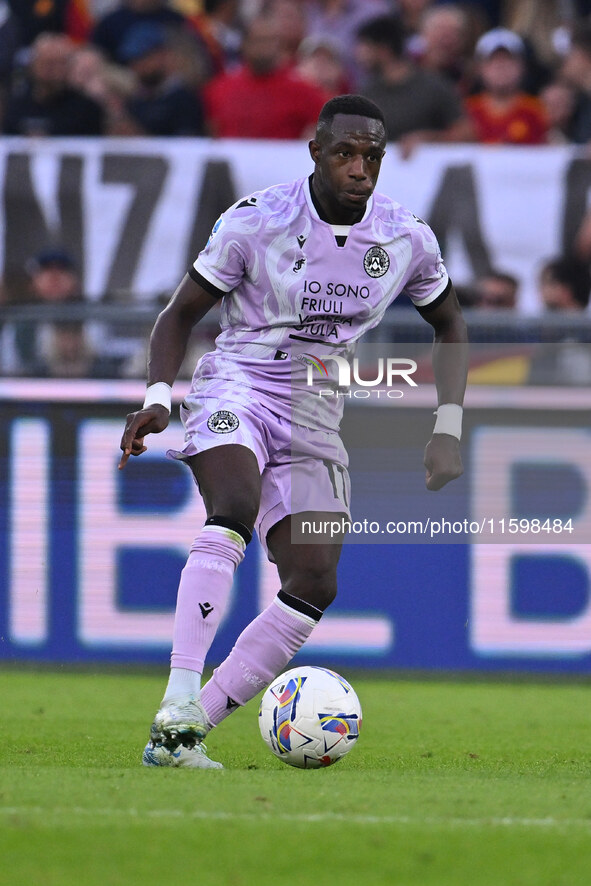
[424,434,463,491]
[119,405,170,469]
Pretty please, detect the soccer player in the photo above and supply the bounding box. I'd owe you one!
[119,94,468,769]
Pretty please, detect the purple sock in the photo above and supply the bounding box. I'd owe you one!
[170,526,245,673]
[200,591,322,726]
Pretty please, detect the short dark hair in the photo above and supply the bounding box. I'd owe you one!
[356,14,406,58]
[317,94,386,139]
[481,270,519,290]
[541,256,591,308]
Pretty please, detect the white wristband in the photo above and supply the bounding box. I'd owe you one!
[433,403,463,440]
[143,382,172,413]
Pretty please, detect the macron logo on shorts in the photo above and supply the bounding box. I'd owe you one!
[207,410,240,433]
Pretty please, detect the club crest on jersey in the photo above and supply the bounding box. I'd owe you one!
[363,246,390,278]
[207,410,240,434]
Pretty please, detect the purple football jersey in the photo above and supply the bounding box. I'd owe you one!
[188,175,449,431]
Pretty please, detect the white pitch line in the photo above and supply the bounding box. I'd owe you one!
[1,807,591,830]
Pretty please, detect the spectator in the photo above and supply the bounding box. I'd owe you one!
[187,0,243,77]
[355,14,474,156]
[305,0,392,89]
[2,32,105,135]
[34,320,123,378]
[539,79,578,144]
[539,256,591,312]
[118,21,205,134]
[4,246,125,377]
[465,28,548,144]
[296,35,351,96]
[528,254,591,385]
[262,0,307,65]
[474,270,519,310]
[559,19,591,144]
[68,43,140,134]
[7,247,83,374]
[411,4,474,93]
[25,248,82,303]
[204,16,328,139]
[503,0,571,73]
[168,26,217,93]
[91,0,191,65]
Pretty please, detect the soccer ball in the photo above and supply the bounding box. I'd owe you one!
[258,666,362,769]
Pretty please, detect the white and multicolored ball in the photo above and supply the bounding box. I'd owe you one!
[258,666,362,769]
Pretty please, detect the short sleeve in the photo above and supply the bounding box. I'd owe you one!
[404,220,450,310]
[191,200,257,296]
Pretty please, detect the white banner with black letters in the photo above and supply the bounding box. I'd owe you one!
[0,137,586,313]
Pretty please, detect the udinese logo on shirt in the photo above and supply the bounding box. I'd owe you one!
[207,410,240,433]
[363,246,390,278]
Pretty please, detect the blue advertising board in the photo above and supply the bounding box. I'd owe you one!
[1,379,590,673]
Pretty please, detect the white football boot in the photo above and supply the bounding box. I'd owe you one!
[142,695,223,769]
[150,696,210,747]
[142,740,223,769]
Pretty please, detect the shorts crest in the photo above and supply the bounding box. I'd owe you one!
[207,410,240,433]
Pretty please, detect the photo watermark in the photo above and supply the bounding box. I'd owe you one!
[289,341,591,546]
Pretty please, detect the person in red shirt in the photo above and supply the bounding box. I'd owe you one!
[204,16,329,139]
[465,28,548,145]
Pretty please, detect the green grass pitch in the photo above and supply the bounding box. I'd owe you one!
[2,669,591,886]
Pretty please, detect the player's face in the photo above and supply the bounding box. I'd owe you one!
[309,114,386,224]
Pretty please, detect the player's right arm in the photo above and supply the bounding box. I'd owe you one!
[119,274,218,469]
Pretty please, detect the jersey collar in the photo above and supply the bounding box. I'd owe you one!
[305,175,373,232]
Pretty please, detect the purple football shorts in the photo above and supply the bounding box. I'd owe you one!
[167,393,351,557]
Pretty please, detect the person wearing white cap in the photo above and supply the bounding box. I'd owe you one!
[465,27,548,144]
[475,27,526,61]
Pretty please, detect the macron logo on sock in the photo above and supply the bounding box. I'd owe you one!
[199,602,214,619]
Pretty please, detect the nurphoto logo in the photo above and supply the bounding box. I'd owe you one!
[300,354,418,399]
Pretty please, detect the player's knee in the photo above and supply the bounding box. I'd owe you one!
[190,454,260,530]
[208,495,259,532]
[282,563,338,611]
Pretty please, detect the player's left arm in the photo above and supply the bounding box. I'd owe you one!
[418,283,468,491]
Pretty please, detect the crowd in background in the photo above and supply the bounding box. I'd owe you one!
[1,0,591,379]
[3,0,591,143]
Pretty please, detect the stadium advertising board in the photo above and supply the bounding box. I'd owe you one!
[0,139,587,313]
[1,378,590,672]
